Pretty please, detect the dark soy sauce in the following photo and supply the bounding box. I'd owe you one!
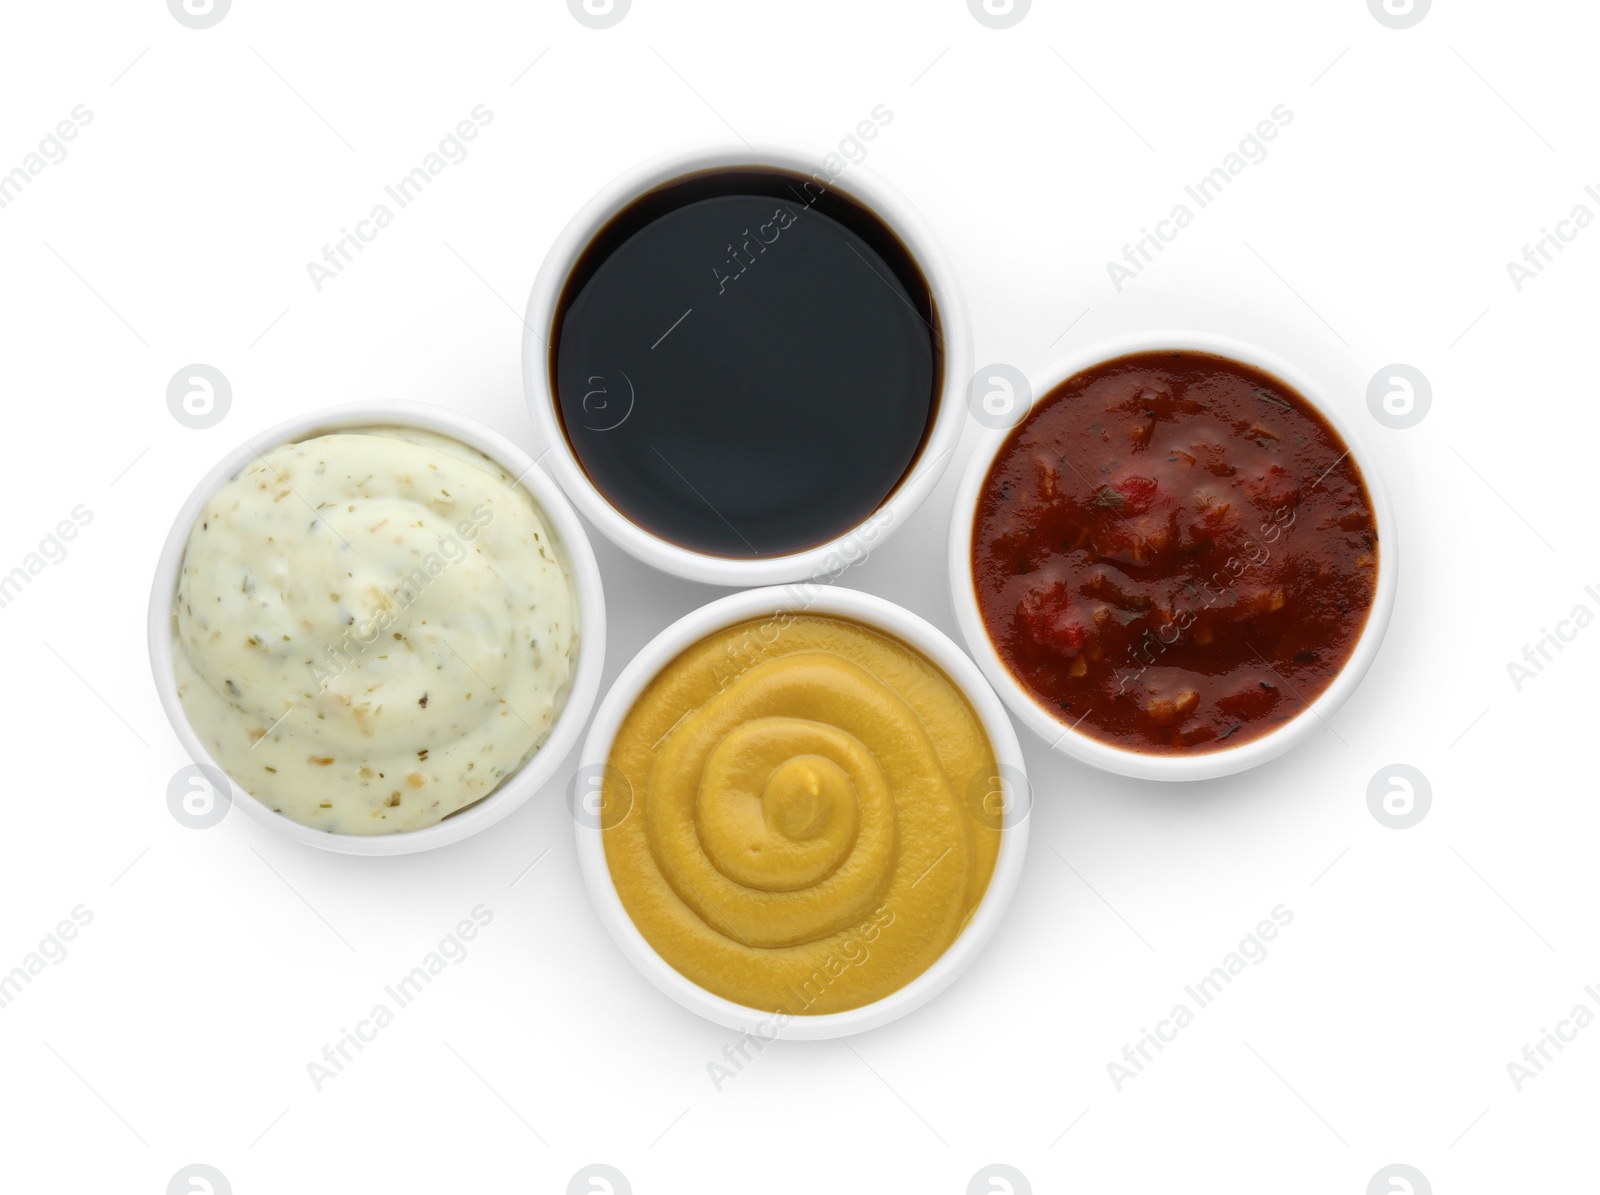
[550,168,942,559]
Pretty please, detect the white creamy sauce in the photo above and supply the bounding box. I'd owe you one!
[172,426,578,834]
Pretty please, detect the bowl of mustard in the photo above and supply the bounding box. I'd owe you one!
[573,585,1029,1038]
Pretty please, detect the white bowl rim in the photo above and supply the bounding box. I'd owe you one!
[948,330,1400,782]
[522,134,973,588]
[147,400,608,856]
[574,584,1030,1039]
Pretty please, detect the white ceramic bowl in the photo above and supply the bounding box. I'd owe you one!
[949,331,1399,782]
[574,585,1029,1038]
[148,401,607,855]
[522,136,972,587]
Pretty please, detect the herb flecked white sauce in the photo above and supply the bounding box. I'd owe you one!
[172,427,578,834]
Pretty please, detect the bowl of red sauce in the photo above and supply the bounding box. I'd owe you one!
[949,332,1397,780]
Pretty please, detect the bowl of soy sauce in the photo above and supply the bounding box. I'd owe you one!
[523,137,970,587]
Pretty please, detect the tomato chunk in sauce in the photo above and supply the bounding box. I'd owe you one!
[971,351,1378,754]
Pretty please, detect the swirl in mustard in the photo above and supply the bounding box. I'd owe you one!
[603,615,1000,1015]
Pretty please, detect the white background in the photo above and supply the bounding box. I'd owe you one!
[1,1,1595,1191]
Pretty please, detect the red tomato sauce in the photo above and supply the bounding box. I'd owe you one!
[971,351,1378,754]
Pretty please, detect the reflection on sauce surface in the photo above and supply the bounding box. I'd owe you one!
[552,169,940,559]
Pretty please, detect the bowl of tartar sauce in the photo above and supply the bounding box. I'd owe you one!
[149,402,606,855]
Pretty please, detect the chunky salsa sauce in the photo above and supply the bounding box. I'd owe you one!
[972,351,1378,754]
